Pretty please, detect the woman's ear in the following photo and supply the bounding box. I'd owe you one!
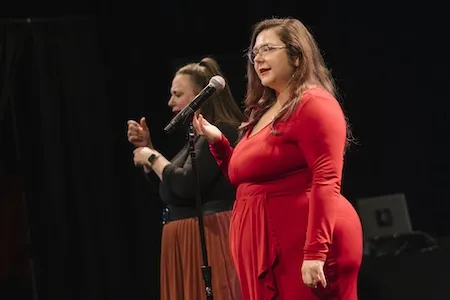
[294,57,300,67]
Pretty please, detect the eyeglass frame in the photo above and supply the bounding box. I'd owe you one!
[247,44,287,64]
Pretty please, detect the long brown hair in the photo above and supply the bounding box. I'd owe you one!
[176,57,245,127]
[242,17,355,146]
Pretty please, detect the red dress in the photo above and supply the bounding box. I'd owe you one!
[209,88,363,299]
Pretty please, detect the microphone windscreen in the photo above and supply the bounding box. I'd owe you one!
[209,75,226,91]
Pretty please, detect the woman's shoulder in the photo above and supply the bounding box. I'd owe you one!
[301,87,337,106]
[291,87,342,120]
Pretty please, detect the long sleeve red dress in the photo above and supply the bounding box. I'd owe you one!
[209,88,363,300]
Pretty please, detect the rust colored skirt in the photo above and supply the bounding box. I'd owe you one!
[160,210,241,300]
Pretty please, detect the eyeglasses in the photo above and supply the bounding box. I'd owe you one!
[247,44,287,64]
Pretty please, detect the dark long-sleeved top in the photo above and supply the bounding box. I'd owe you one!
[159,122,239,210]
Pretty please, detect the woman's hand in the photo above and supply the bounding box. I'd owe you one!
[127,117,153,148]
[133,146,155,167]
[192,113,223,144]
[301,259,327,289]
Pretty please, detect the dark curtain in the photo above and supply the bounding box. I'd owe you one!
[0,17,158,300]
[0,115,31,300]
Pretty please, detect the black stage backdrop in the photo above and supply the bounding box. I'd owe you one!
[0,16,164,299]
[0,3,449,299]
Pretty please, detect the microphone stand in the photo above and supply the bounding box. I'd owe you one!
[186,118,213,300]
[166,114,213,299]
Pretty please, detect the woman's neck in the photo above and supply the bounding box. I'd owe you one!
[275,89,291,106]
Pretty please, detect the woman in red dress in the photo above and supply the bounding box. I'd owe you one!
[193,17,363,300]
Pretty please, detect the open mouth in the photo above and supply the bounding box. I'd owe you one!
[259,68,270,75]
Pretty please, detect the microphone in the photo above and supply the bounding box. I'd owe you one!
[164,75,226,134]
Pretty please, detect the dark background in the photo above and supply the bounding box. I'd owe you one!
[0,1,449,299]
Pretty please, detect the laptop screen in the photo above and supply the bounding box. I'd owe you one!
[356,193,413,240]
